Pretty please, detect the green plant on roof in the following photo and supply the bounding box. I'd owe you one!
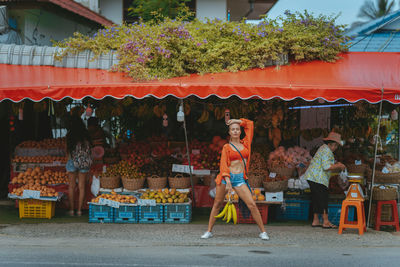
[53,10,349,81]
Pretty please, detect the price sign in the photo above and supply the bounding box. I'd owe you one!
[23,190,41,199]
[351,192,358,198]
[269,173,277,178]
[98,198,120,208]
[192,149,200,155]
[193,169,211,175]
[52,161,61,166]
[102,165,107,173]
[355,160,362,166]
[137,199,156,206]
[172,164,194,174]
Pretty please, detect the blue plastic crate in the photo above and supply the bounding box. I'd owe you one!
[89,203,113,223]
[114,205,138,223]
[325,203,355,225]
[139,204,163,223]
[276,199,310,221]
[164,202,192,223]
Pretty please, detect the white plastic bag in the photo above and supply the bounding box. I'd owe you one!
[91,175,100,196]
[208,187,216,198]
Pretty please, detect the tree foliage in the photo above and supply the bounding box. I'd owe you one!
[128,0,192,22]
[358,0,396,20]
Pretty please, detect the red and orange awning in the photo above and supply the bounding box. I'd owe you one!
[1,52,399,103]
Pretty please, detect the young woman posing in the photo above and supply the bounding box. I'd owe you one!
[201,119,269,240]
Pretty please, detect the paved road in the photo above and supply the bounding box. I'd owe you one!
[0,224,399,267]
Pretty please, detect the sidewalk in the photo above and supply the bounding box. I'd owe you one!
[1,222,399,248]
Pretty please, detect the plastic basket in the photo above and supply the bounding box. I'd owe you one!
[19,199,55,219]
[114,205,138,223]
[89,203,114,223]
[276,199,310,221]
[164,202,192,223]
[139,204,164,223]
[233,203,269,224]
[319,203,355,225]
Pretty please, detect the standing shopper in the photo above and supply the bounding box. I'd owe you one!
[303,132,346,228]
[66,116,93,216]
[201,119,269,240]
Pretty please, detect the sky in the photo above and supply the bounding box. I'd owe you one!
[266,0,389,27]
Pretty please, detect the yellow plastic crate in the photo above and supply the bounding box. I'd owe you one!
[19,199,55,219]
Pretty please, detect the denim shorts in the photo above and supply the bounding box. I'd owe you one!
[66,159,89,173]
[222,173,246,187]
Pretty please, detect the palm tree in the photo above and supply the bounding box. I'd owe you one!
[358,0,396,20]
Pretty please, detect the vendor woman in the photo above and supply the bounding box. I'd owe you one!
[201,119,269,240]
[303,132,346,228]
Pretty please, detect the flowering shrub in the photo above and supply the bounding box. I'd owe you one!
[54,11,349,80]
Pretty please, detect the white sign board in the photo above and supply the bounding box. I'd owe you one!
[98,198,120,208]
[22,190,41,199]
[137,199,156,206]
[172,164,194,174]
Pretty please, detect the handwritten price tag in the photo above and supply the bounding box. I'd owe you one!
[98,198,120,208]
[137,199,156,206]
[172,164,194,174]
[355,160,362,166]
[192,149,200,155]
[269,173,277,178]
[23,190,41,199]
[52,161,61,166]
[193,169,211,175]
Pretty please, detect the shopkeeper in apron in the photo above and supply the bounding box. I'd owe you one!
[303,132,346,228]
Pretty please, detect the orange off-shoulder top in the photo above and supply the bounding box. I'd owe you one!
[215,118,254,185]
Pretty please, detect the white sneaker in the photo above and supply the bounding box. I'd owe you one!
[201,231,213,239]
[259,232,270,240]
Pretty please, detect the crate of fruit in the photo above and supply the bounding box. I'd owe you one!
[276,199,310,221]
[88,203,114,223]
[114,204,138,223]
[139,204,164,223]
[233,203,269,224]
[19,199,55,219]
[164,201,192,223]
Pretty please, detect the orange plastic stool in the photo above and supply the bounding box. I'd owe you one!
[338,199,366,235]
[374,200,399,231]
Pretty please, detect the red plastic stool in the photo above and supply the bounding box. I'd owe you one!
[338,199,366,235]
[375,200,399,231]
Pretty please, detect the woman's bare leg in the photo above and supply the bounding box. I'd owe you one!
[234,184,266,233]
[207,183,227,232]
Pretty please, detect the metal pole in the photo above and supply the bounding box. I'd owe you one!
[367,88,384,228]
[398,106,400,161]
[181,99,196,207]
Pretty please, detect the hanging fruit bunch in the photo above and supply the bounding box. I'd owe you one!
[33,101,47,113]
[268,107,283,148]
[153,104,167,118]
[120,96,134,107]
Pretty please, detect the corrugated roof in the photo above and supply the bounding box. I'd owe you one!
[0,44,118,69]
[348,32,400,52]
[0,0,114,26]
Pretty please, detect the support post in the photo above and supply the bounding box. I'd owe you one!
[367,88,384,228]
[181,99,196,207]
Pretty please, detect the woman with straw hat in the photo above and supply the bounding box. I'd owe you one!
[303,131,346,228]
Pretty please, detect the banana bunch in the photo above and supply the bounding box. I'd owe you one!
[121,97,133,107]
[137,104,151,118]
[153,104,166,117]
[215,201,237,224]
[184,102,191,115]
[214,106,225,120]
[197,109,209,123]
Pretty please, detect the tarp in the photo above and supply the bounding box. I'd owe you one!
[0,52,399,103]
